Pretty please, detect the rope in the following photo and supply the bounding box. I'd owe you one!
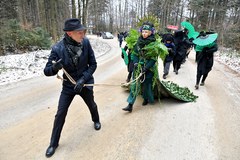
[56,65,144,87]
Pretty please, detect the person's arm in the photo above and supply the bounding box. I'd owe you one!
[144,59,156,70]
[82,39,97,81]
[206,43,218,53]
[172,44,176,56]
[183,37,194,45]
[43,46,61,76]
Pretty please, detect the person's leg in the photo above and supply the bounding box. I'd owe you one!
[80,88,100,123]
[163,62,171,78]
[49,92,75,147]
[195,70,202,89]
[173,59,177,72]
[46,91,75,157]
[175,60,181,74]
[126,71,132,82]
[119,41,122,47]
[123,82,140,112]
[201,73,209,85]
[142,78,154,105]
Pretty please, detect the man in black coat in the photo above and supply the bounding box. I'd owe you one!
[195,42,218,89]
[173,29,193,74]
[44,18,101,158]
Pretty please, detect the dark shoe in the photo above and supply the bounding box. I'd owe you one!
[94,122,101,130]
[122,104,133,112]
[200,82,205,86]
[195,84,199,90]
[163,74,167,79]
[126,78,130,83]
[142,99,148,106]
[175,70,178,75]
[45,145,58,158]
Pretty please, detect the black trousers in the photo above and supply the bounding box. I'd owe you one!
[173,59,181,71]
[196,72,209,85]
[49,87,100,147]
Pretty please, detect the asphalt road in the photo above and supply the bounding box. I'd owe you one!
[0,36,240,160]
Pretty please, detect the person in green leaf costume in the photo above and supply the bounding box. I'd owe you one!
[122,22,168,112]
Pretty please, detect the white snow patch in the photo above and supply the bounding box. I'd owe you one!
[0,36,110,85]
[215,49,240,73]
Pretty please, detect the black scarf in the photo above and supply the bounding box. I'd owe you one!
[63,33,83,66]
[137,34,156,49]
[134,34,156,56]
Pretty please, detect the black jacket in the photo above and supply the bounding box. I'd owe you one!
[197,43,218,74]
[44,37,97,91]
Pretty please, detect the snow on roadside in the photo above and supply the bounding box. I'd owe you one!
[0,36,110,86]
[215,50,240,73]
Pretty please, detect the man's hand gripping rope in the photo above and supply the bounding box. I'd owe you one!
[53,60,145,87]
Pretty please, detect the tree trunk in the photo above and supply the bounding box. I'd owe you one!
[78,0,82,23]
[72,0,76,18]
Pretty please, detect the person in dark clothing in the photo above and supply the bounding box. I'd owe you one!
[173,29,193,74]
[44,18,101,158]
[195,41,218,89]
[118,33,124,47]
[161,32,174,43]
[121,45,134,82]
[194,31,205,62]
[163,35,176,79]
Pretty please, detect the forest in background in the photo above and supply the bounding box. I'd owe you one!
[0,0,239,55]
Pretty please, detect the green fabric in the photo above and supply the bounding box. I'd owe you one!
[195,42,216,52]
[193,33,218,46]
[181,21,199,40]
[181,21,195,33]
[121,48,129,65]
[142,78,155,103]
[188,31,199,40]
[142,24,152,30]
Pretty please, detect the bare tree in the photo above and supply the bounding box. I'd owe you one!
[71,0,77,18]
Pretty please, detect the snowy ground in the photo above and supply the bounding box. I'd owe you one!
[0,35,110,85]
[215,48,240,73]
[0,35,239,86]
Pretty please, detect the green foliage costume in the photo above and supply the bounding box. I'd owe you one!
[126,29,168,105]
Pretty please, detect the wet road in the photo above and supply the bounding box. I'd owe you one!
[0,36,240,160]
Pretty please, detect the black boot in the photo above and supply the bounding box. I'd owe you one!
[45,145,58,158]
[142,99,148,106]
[122,104,133,112]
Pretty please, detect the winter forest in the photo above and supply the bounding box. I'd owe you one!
[0,0,239,56]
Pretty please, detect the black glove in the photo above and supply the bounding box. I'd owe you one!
[52,59,63,72]
[74,77,85,93]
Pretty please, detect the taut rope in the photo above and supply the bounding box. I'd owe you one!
[56,67,144,87]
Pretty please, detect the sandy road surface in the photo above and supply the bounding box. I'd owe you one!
[0,37,240,160]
